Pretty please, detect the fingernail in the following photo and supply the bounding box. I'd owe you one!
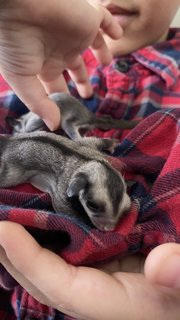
[43,119,56,131]
[156,255,180,288]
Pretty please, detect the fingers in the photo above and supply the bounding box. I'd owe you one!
[91,30,113,65]
[2,72,61,130]
[0,245,52,307]
[42,55,93,98]
[0,222,78,315]
[90,6,123,64]
[67,55,93,98]
[39,74,70,95]
[101,254,145,274]
[0,222,132,320]
[0,223,180,320]
[98,5,123,40]
[145,243,180,288]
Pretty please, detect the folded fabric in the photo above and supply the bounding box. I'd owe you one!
[0,78,179,319]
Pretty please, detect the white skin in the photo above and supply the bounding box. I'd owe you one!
[0,0,122,130]
[88,0,180,56]
[0,1,180,319]
[0,222,180,320]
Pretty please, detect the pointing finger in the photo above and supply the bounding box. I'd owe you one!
[2,72,61,130]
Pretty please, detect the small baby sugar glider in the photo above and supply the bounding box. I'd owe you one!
[0,132,131,231]
[7,92,139,139]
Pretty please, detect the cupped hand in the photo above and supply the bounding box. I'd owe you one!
[0,0,122,130]
[0,221,179,320]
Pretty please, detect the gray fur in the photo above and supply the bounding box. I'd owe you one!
[6,92,139,139]
[0,132,131,231]
[4,93,133,230]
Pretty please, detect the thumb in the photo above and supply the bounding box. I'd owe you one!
[145,243,180,288]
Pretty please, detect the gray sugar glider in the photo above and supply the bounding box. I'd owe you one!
[7,92,138,139]
[0,132,131,231]
[3,93,134,230]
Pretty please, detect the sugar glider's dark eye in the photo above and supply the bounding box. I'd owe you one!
[86,200,103,213]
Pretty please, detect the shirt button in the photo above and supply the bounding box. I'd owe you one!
[115,60,130,73]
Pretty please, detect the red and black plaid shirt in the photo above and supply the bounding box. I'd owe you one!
[0,28,179,319]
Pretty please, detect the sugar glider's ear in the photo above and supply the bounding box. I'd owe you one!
[66,173,88,197]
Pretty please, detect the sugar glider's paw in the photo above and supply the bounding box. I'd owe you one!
[101,138,120,154]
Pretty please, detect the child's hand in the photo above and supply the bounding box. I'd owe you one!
[0,221,179,320]
[0,0,122,130]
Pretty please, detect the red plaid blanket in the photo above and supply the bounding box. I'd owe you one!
[0,78,180,319]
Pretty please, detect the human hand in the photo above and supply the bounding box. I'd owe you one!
[0,222,179,320]
[0,0,122,130]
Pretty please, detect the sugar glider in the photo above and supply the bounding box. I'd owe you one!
[7,92,139,139]
[0,132,131,231]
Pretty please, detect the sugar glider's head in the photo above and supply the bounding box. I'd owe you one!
[67,161,131,231]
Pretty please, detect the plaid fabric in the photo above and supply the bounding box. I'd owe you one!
[0,28,179,319]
